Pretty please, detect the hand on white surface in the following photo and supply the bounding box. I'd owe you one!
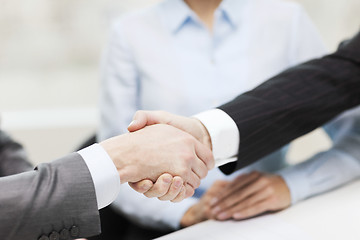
[210,171,291,220]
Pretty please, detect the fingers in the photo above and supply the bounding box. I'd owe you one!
[128,179,154,194]
[185,171,201,192]
[194,139,215,170]
[171,185,187,203]
[200,181,230,219]
[225,172,261,196]
[143,173,173,198]
[191,156,210,181]
[215,186,271,220]
[211,173,292,221]
[131,175,189,202]
[211,172,260,206]
[179,135,213,193]
[158,176,184,201]
[232,200,271,220]
[184,183,195,198]
[205,180,229,206]
[211,173,266,216]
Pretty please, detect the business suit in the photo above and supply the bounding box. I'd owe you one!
[0,149,101,239]
[219,31,360,174]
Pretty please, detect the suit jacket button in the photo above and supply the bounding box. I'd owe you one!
[38,235,50,240]
[60,229,70,240]
[70,226,79,237]
[49,231,60,240]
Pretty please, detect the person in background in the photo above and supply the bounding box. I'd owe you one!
[98,0,326,238]
[0,130,32,176]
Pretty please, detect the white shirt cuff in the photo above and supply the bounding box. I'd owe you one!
[193,109,240,167]
[78,143,121,209]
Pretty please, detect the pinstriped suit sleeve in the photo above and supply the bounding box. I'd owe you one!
[218,31,360,174]
[0,153,101,240]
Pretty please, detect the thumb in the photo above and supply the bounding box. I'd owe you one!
[127,111,150,132]
[129,179,154,194]
[128,110,170,132]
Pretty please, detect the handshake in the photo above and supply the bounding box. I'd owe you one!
[100,111,215,202]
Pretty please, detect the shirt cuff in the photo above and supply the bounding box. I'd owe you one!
[193,109,240,167]
[78,143,121,209]
[277,165,310,205]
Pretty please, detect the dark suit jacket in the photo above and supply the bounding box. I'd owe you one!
[219,31,360,174]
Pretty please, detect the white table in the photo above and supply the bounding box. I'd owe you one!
[157,180,360,240]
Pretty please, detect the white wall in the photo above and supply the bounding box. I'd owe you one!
[0,0,359,164]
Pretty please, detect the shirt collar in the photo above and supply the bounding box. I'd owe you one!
[160,0,195,34]
[160,0,249,33]
[219,0,250,29]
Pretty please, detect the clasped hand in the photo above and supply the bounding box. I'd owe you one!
[122,110,213,202]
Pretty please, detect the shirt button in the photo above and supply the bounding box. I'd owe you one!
[38,235,50,240]
[49,231,60,240]
[70,225,80,238]
[60,229,70,240]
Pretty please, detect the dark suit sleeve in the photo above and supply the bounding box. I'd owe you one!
[0,153,101,240]
[0,130,33,176]
[218,31,360,174]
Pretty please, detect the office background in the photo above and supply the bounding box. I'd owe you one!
[0,0,359,165]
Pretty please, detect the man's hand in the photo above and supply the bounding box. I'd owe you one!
[128,110,212,150]
[127,111,214,201]
[210,172,291,220]
[180,180,229,227]
[129,174,187,202]
[100,124,214,200]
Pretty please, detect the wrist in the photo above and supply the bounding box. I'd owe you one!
[99,134,137,184]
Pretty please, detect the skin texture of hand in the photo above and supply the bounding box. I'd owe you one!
[129,173,187,202]
[128,110,212,150]
[100,124,214,201]
[127,111,215,201]
[180,180,229,227]
[210,172,291,221]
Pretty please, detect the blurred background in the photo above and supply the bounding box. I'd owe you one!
[0,0,359,165]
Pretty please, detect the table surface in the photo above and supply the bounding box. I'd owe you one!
[158,179,360,240]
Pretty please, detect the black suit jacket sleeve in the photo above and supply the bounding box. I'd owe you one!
[219,31,360,174]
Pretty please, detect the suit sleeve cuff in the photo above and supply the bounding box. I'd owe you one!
[78,143,121,209]
[193,109,240,167]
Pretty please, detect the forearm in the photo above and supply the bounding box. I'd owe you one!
[278,148,360,204]
[219,34,360,173]
[0,153,100,239]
